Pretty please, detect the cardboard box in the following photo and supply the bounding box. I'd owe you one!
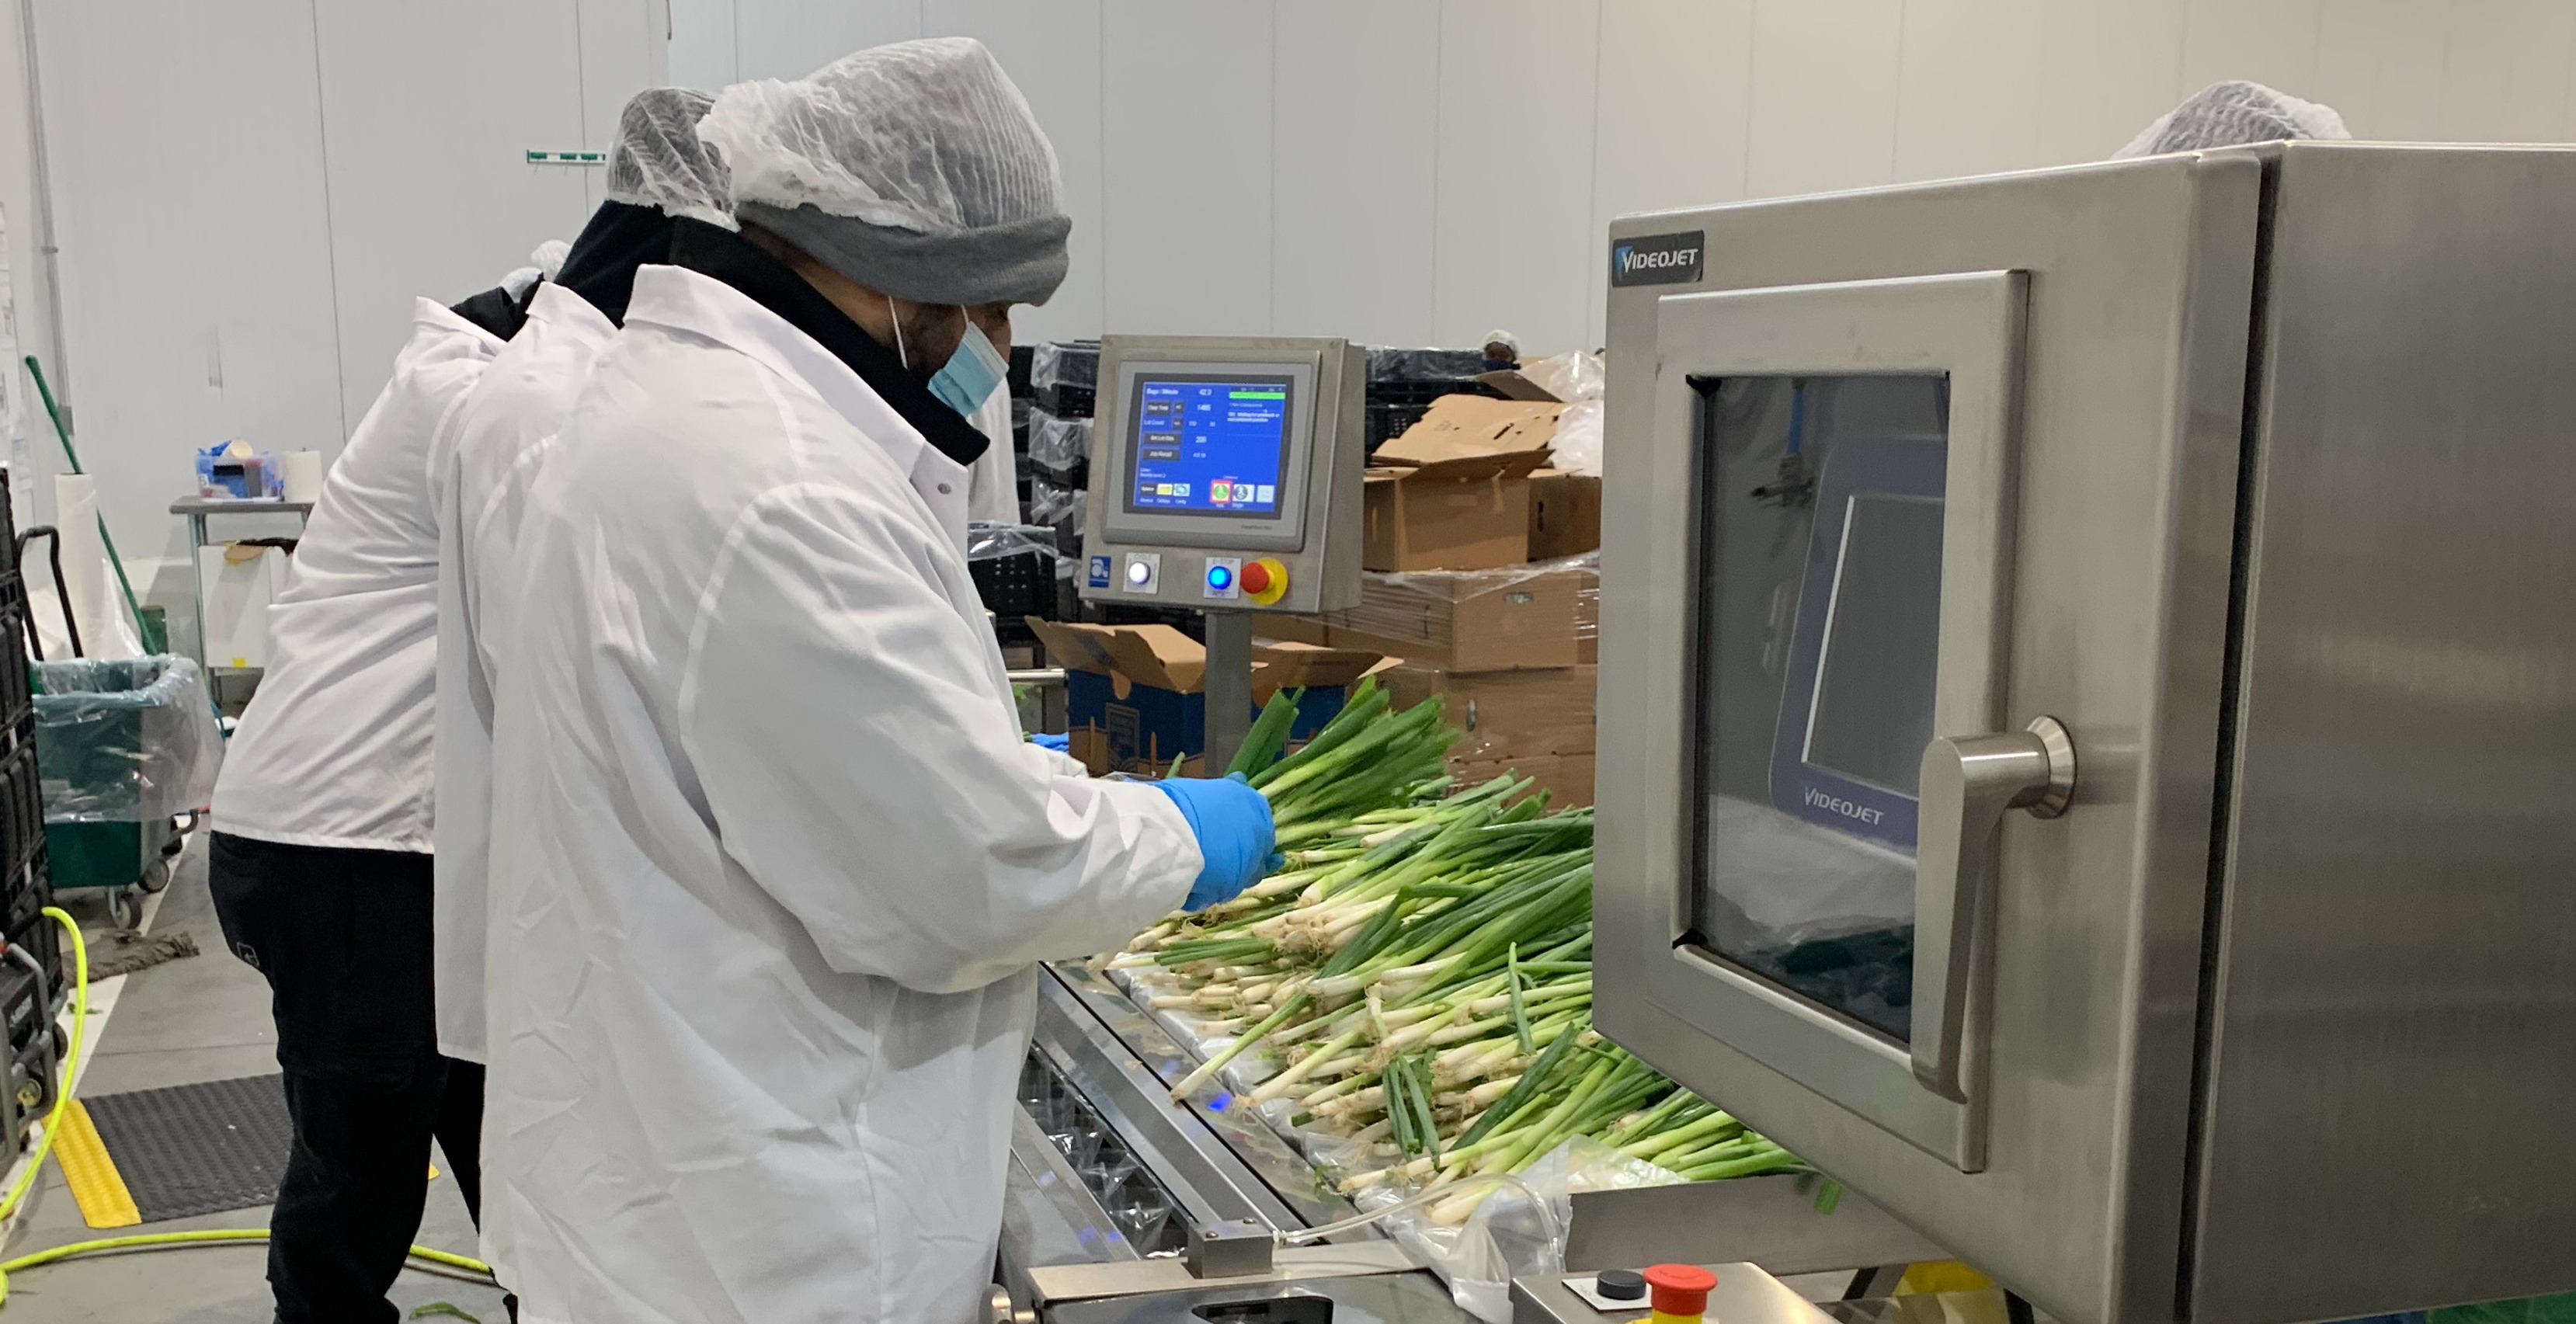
[1527,470,1602,561]
[1333,567,1586,673]
[1254,614,1334,648]
[1451,752,1595,808]
[1027,619,1395,777]
[1384,662,1596,763]
[1364,471,1529,571]
[1364,397,1561,572]
[1575,567,1599,665]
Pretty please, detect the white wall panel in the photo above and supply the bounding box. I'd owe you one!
[1100,0,1273,337]
[35,0,344,556]
[923,0,1106,346]
[2033,0,2188,163]
[1587,0,1754,348]
[2436,1,2576,143]
[582,0,676,214]
[669,0,739,87]
[2178,0,2322,103]
[2314,1,2449,138]
[1744,0,1904,199]
[733,0,919,81]
[1271,0,1437,346]
[1433,0,1600,354]
[313,2,597,433]
[1890,0,2049,185]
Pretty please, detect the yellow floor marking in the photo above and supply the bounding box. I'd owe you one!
[54,1101,140,1228]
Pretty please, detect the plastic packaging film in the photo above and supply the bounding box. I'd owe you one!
[31,657,223,822]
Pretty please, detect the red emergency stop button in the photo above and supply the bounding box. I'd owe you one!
[1644,1263,1717,1319]
[1243,557,1288,606]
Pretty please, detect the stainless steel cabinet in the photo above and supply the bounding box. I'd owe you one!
[1595,143,2576,1324]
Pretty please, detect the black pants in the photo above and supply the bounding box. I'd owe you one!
[209,832,482,1324]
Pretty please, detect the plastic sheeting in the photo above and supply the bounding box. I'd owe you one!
[32,656,222,823]
[1027,409,1091,479]
[1366,346,1486,383]
[1032,339,1099,392]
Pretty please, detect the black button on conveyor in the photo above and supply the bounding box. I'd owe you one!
[1595,1268,1647,1301]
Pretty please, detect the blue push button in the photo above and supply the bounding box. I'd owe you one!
[1207,564,1233,591]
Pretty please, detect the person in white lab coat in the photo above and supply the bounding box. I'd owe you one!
[426,85,732,1291]
[207,255,537,1322]
[481,38,1272,1324]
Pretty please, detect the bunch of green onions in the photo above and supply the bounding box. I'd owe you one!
[1109,688,1807,1222]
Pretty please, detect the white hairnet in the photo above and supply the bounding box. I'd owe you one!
[604,87,732,225]
[2115,81,2351,159]
[530,239,572,280]
[696,36,1071,306]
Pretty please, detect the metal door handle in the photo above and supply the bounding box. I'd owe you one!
[1910,716,2075,1102]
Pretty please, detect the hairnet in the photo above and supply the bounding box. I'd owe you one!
[696,37,1071,307]
[603,87,733,225]
[2114,81,2351,159]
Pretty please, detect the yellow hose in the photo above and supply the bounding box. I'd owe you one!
[0,908,492,1307]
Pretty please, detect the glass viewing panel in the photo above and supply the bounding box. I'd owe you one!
[1124,374,1295,518]
[1691,375,1949,1044]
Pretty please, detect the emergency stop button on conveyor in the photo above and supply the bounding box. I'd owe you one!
[1243,557,1288,606]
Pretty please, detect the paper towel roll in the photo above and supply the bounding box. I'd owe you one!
[283,449,324,503]
[52,474,140,659]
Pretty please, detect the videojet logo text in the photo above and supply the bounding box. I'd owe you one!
[1610,231,1704,287]
[1803,784,1885,826]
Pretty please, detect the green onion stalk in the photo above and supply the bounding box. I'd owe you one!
[1104,688,1808,1211]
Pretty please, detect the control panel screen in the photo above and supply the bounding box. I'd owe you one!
[1124,374,1295,519]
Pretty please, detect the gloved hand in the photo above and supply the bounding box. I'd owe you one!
[1031,732,1070,752]
[1152,773,1277,912]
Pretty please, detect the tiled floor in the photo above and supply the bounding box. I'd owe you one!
[0,835,509,1323]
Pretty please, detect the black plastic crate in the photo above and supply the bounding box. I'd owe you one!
[0,612,30,733]
[972,551,1058,622]
[1034,382,1095,418]
[0,742,37,880]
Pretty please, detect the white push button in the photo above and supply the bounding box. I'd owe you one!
[1122,552,1162,594]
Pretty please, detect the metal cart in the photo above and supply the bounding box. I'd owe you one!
[169,496,310,675]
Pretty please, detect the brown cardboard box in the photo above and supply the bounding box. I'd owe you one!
[1451,752,1595,808]
[1253,613,1334,648]
[1363,397,1561,572]
[1383,662,1596,763]
[1364,471,1530,571]
[1527,470,1602,561]
[1333,567,1586,672]
[1575,567,1599,665]
[1026,619,1394,776]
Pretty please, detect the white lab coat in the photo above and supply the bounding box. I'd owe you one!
[213,300,502,850]
[427,283,617,1069]
[482,264,1198,1324]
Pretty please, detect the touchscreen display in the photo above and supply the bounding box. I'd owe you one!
[1126,375,1294,517]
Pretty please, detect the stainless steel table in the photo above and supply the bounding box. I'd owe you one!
[169,497,310,669]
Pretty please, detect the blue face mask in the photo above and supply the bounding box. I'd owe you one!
[928,318,1008,419]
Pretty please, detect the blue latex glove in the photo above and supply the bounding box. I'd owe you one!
[1152,773,1277,912]
[1031,732,1070,752]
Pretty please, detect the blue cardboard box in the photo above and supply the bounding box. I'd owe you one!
[1027,620,1393,777]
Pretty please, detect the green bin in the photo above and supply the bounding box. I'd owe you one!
[31,657,222,897]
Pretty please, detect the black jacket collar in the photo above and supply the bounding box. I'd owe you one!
[666,218,989,467]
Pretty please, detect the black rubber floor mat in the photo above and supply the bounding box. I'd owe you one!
[79,1072,292,1223]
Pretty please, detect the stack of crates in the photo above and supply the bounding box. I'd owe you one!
[0,478,57,1152]
[1364,346,1503,454]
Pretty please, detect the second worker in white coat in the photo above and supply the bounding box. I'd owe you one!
[479,39,1274,1324]
[427,85,735,1291]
